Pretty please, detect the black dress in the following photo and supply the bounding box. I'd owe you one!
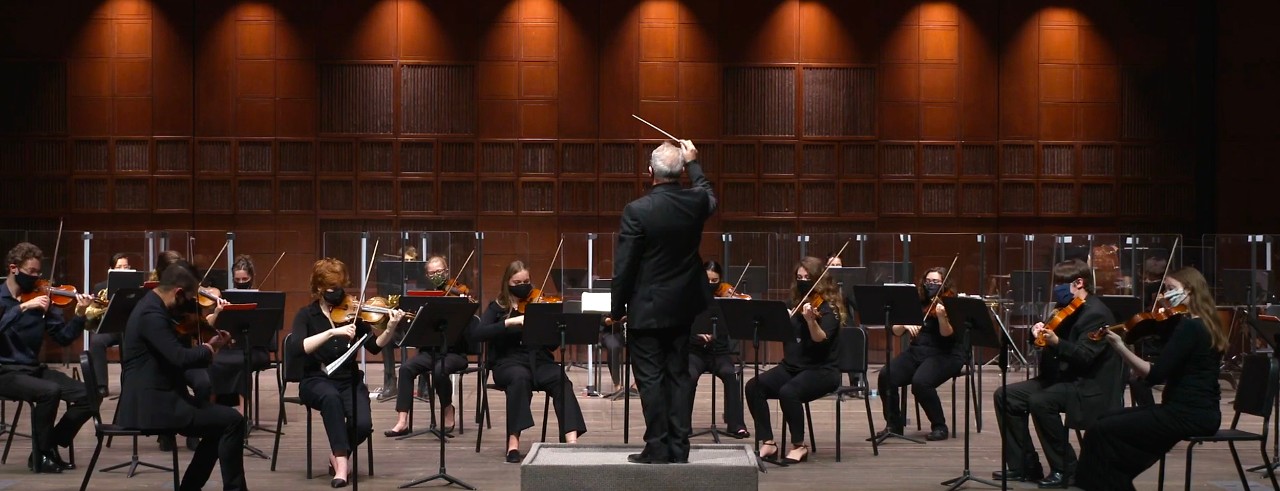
[1075,317,1222,491]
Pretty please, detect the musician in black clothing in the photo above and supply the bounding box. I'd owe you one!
[288,258,400,488]
[0,242,94,473]
[691,261,748,438]
[745,257,843,465]
[1076,267,1226,491]
[993,259,1121,488]
[384,255,470,437]
[470,260,584,463]
[208,255,272,407]
[88,252,133,396]
[876,266,965,442]
[117,261,245,491]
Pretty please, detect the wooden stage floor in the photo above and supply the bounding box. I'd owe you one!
[1,362,1273,490]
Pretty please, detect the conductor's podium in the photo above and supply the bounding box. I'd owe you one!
[520,443,759,491]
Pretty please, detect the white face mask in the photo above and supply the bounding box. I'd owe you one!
[1164,288,1188,307]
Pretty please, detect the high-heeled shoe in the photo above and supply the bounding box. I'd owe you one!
[330,477,348,488]
[781,444,809,464]
[756,441,780,462]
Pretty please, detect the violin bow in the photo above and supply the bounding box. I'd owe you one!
[41,218,64,319]
[256,252,287,288]
[1150,237,1179,313]
[199,240,229,287]
[631,114,680,142]
[346,240,380,342]
[789,240,851,317]
[534,238,565,302]
[731,260,752,292]
[921,253,961,324]
[450,249,476,295]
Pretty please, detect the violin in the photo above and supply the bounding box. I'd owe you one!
[442,278,473,299]
[196,286,222,309]
[1088,303,1188,342]
[174,316,221,342]
[1036,296,1085,347]
[923,288,956,317]
[329,295,412,325]
[515,288,563,314]
[714,282,751,299]
[18,280,79,307]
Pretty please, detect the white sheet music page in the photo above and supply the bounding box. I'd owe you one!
[581,291,611,313]
[325,333,369,376]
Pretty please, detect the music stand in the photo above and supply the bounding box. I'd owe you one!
[1098,295,1142,326]
[94,288,174,477]
[376,260,427,293]
[717,298,792,468]
[689,303,735,443]
[851,284,926,447]
[522,303,600,443]
[396,298,480,490]
[549,268,588,293]
[106,270,144,296]
[1247,314,1280,476]
[725,265,768,299]
[394,296,473,440]
[212,302,278,459]
[938,296,1002,490]
[827,267,867,326]
[869,261,913,284]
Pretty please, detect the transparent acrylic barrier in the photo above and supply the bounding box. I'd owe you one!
[1207,234,1274,306]
[83,231,151,292]
[1052,234,1182,307]
[777,233,906,287]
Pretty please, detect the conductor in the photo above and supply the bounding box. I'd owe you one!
[608,139,717,464]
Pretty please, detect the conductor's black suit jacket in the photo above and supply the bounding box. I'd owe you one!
[611,160,717,331]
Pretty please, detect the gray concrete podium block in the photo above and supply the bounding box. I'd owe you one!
[520,443,759,491]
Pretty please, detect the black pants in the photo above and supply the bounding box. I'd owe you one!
[89,332,122,391]
[207,347,271,404]
[994,378,1079,473]
[299,376,372,454]
[878,345,963,430]
[631,326,693,461]
[688,350,746,432]
[175,403,248,491]
[396,350,468,413]
[491,360,586,439]
[0,365,92,452]
[745,364,838,445]
[381,347,398,387]
[1075,405,1218,491]
[186,366,213,404]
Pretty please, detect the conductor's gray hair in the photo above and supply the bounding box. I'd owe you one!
[649,142,684,181]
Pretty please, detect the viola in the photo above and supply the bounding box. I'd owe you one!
[1088,303,1188,343]
[923,288,957,317]
[442,278,475,300]
[1036,296,1085,347]
[516,288,563,314]
[329,295,411,325]
[714,282,751,299]
[18,280,79,307]
[196,286,222,309]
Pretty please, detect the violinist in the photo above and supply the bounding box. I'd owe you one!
[876,267,965,442]
[384,255,472,437]
[88,252,134,396]
[1076,267,1226,491]
[0,242,94,473]
[287,258,399,488]
[689,261,749,439]
[207,255,272,408]
[993,259,1120,488]
[117,261,245,491]
[469,260,584,463]
[744,257,842,465]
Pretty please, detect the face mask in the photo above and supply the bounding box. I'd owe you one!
[13,271,38,293]
[322,287,346,306]
[1053,283,1075,307]
[233,281,252,290]
[508,284,533,300]
[795,280,814,297]
[1164,288,1187,307]
[924,283,941,298]
[428,273,448,289]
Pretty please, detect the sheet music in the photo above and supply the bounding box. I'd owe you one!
[324,333,369,376]
[581,292,611,313]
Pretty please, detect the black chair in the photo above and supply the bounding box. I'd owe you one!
[474,343,552,453]
[0,397,32,464]
[782,326,874,462]
[1158,353,1280,491]
[690,351,746,443]
[77,350,180,491]
[269,334,374,479]
[910,357,981,438]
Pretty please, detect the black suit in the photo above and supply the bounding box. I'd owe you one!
[119,291,246,491]
[611,159,716,462]
[995,294,1121,475]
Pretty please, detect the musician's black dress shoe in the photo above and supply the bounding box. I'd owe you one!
[505,449,522,463]
[46,449,74,470]
[991,463,1044,482]
[925,426,949,441]
[158,434,175,452]
[28,452,62,474]
[626,453,668,464]
[1037,471,1071,488]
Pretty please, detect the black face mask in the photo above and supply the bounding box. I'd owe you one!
[924,283,941,298]
[13,271,38,293]
[508,284,533,300]
[322,287,346,306]
[795,280,814,297]
[233,281,252,290]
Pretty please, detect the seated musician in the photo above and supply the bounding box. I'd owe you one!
[88,252,134,396]
[993,259,1120,488]
[288,258,399,488]
[207,255,272,408]
[0,242,94,473]
[876,267,965,442]
[469,260,585,463]
[690,260,748,439]
[745,257,842,465]
[384,255,471,437]
[1075,267,1225,491]
[117,261,246,490]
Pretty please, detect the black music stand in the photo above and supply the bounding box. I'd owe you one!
[717,298,792,469]
[939,296,1002,491]
[393,296,474,442]
[214,293,283,459]
[689,303,735,443]
[106,270,144,296]
[725,266,768,299]
[1098,295,1142,326]
[397,298,480,490]
[1247,315,1280,476]
[852,284,927,447]
[95,288,173,477]
[827,267,867,327]
[523,303,600,438]
[220,290,285,432]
